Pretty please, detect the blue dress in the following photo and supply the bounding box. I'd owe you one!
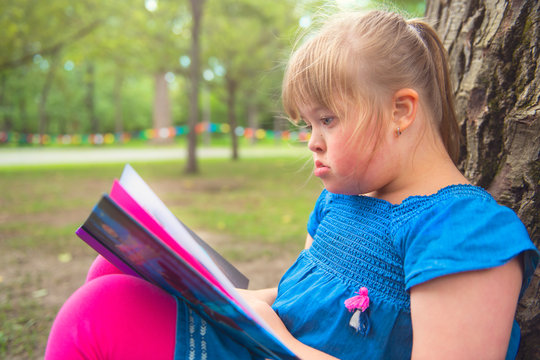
[272,185,539,359]
[175,185,538,359]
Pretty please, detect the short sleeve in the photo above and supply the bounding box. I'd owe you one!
[307,190,332,238]
[401,197,539,295]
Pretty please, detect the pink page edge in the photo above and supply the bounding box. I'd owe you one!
[108,180,241,307]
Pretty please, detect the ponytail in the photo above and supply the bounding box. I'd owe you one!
[408,20,461,164]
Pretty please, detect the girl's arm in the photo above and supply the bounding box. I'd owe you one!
[236,288,277,305]
[410,257,523,359]
[305,234,314,249]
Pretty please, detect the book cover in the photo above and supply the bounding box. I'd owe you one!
[118,164,249,290]
[76,165,298,359]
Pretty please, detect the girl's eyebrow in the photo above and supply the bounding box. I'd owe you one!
[300,106,332,120]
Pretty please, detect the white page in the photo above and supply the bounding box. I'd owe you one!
[118,164,275,334]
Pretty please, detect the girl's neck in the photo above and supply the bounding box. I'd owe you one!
[367,141,469,205]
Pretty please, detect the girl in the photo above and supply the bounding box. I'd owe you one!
[46,10,538,360]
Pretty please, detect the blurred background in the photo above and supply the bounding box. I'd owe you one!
[0,0,425,359]
[0,0,424,152]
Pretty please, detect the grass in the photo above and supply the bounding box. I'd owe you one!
[0,155,322,359]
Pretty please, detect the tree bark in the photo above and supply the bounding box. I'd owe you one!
[425,1,539,358]
[186,0,205,174]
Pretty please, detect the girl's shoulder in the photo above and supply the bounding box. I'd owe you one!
[392,183,529,235]
[391,184,539,293]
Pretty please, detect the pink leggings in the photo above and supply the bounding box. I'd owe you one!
[45,256,177,359]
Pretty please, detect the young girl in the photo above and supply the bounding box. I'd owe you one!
[46,10,538,360]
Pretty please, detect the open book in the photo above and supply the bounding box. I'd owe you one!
[77,164,298,360]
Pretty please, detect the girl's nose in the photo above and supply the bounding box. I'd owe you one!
[308,130,325,153]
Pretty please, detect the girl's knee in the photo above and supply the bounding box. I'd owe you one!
[46,275,177,359]
[85,255,124,282]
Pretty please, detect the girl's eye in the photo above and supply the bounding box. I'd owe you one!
[321,117,335,126]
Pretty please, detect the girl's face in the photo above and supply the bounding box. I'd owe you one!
[301,103,396,196]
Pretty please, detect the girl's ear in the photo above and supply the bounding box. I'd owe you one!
[392,88,419,133]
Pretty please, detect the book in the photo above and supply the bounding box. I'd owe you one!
[76,164,298,360]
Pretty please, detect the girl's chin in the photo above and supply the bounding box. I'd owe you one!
[322,183,362,196]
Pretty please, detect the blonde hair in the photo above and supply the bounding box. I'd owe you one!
[282,10,460,163]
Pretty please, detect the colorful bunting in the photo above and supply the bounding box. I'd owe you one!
[0,123,310,146]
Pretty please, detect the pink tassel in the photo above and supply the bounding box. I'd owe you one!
[344,287,369,312]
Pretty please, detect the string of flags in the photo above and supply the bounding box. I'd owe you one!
[0,122,310,146]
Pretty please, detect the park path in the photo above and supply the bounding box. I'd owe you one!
[0,146,306,167]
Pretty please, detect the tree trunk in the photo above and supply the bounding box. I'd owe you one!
[425,1,539,358]
[39,51,60,143]
[248,101,258,145]
[152,71,172,144]
[273,114,287,144]
[114,71,124,143]
[0,72,11,132]
[202,87,212,146]
[186,0,205,174]
[85,62,98,134]
[226,77,239,160]
[19,96,28,134]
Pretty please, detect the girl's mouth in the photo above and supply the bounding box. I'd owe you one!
[314,161,330,177]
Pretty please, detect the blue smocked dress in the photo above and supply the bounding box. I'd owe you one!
[272,185,539,359]
[174,185,538,359]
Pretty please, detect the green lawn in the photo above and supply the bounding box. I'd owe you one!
[0,156,322,359]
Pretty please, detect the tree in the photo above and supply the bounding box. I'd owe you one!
[77,1,151,138]
[135,0,192,144]
[425,1,539,358]
[0,0,102,71]
[0,0,105,139]
[186,0,205,173]
[204,0,299,160]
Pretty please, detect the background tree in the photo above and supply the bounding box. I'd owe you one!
[185,0,205,173]
[0,0,429,164]
[0,0,103,141]
[140,0,192,144]
[204,0,300,160]
[0,1,102,71]
[84,1,153,139]
[425,0,539,358]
